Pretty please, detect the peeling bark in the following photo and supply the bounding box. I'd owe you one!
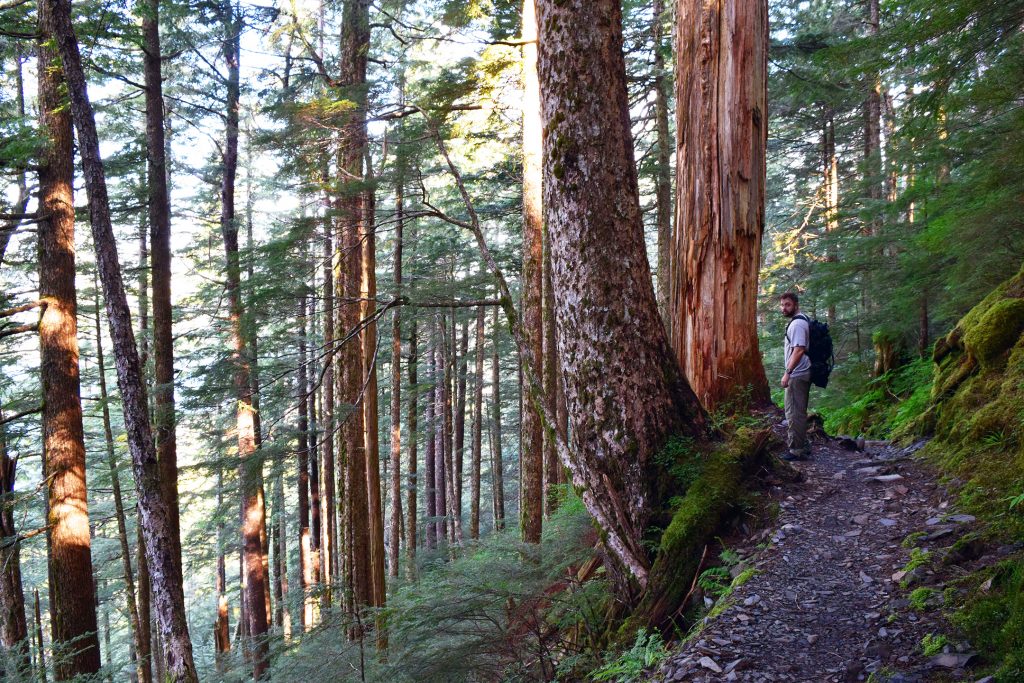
[669,0,770,412]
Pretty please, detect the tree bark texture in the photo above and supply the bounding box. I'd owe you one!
[297,291,314,630]
[519,0,544,545]
[0,401,29,675]
[219,2,269,675]
[361,168,385,608]
[424,332,437,550]
[388,179,404,578]
[43,0,198,676]
[454,317,468,529]
[489,307,505,531]
[470,307,485,539]
[37,9,101,675]
[95,292,146,683]
[653,0,673,315]
[668,0,770,413]
[142,0,183,582]
[536,0,708,587]
[405,318,419,576]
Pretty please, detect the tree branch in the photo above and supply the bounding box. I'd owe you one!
[0,405,43,427]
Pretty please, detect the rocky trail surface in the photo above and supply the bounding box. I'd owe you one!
[653,424,998,683]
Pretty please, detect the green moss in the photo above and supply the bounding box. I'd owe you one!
[963,298,1024,367]
[619,428,766,635]
[921,632,948,657]
[909,587,936,611]
[952,559,1024,681]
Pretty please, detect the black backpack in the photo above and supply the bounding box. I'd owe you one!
[789,313,834,388]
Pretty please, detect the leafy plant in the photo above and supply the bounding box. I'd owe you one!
[591,628,670,682]
[697,566,732,598]
[920,632,948,657]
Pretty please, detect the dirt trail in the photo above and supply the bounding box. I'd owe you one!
[654,424,985,683]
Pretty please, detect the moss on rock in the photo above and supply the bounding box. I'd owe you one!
[904,263,1024,680]
[963,298,1024,368]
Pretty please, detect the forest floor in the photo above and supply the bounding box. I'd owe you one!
[652,422,1002,683]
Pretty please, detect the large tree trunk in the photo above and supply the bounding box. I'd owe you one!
[653,0,673,315]
[823,105,839,325]
[360,166,386,608]
[489,307,505,532]
[214,468,230,670]
[94,290,146,683]
[535,0,708,588]
[470,308,485,539]
[863,0,883,238]
[142,0,182,583]
[424,331,437,550]
[37,9,101,675]
[243,191,272,628]
[433,334,448,546]
[296,291,314,630]
[0,401,29,676]
[320,181,336,605]
[405,317,419,576]
[44,0,198,676]
[34,589,46,682]
[519,0,544,545]
[541,227,559,516]
[273,470,291,638]
[442,318,463,547]
[668,0,770,413]
[454,318,468,530]
[388,179,404,578]
[218,2,269,676]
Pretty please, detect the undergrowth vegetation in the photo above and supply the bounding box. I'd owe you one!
[266,492,612,682]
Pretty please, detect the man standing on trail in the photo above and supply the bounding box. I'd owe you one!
[780,292,812,461]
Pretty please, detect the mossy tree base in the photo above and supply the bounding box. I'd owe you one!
[617,427,772,636]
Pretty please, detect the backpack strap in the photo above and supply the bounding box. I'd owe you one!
[786,313,810,345]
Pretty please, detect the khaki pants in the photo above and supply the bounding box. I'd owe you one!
[785,375,811,456]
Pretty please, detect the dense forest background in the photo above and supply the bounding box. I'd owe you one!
[1,0,1022,680]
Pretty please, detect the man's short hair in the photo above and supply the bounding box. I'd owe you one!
[780,292,799,305]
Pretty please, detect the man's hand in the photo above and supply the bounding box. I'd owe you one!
[781,371,790,388]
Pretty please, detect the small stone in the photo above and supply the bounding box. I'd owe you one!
[699,656,723,673]
[725,658,747,673]
[948,514,976,524]
[860,570,874,583]
[926,527,955,541]
[845,529,863,537]
[931,652,975,668]
[870,474,905,483]
[744,594,762,607]
[926,517,942,526]
[879,518,898,527]
[807,634,819,645]
[854,514,870,525]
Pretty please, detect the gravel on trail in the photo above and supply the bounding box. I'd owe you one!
[653,424,990,683]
